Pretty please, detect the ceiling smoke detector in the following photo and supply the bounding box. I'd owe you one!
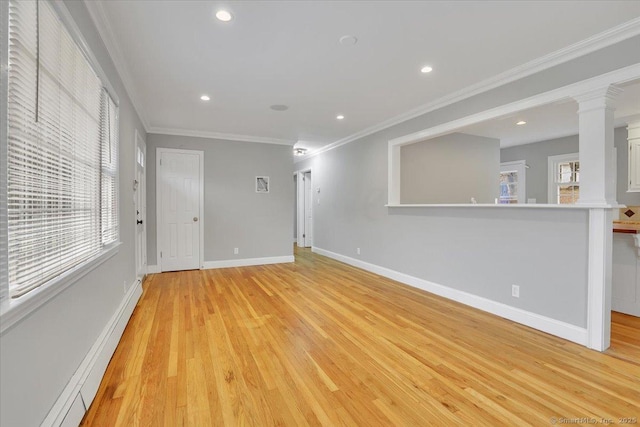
[293,148,307,156]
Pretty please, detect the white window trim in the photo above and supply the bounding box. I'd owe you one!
[0,0,121,331]
[0,243,121,334]
[548,153,579,204]
[500,160,527,204]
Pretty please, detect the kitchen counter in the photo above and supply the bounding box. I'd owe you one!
[613,222,640,234]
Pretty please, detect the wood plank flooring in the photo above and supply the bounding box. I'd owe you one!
[81,247,640,426]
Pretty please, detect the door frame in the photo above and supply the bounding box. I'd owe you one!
[296,168,312,248]
[303,170,313,247]
[293,172,298,244]
[295,170,303,247]
[499,160,527,204]
[156,148,205,272]
[134,129,147,279]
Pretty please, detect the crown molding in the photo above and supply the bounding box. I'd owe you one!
[388,63,640,148]
[148,127,295,146]
[301,16,640,162]
[84,0,150,132]
[82,2,640,155]
[385,63,640,204]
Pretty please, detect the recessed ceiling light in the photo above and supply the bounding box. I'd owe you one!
[200,95,210,101]
[421,66,433,73]
[216,10,233,22]
[270,104,289,111]
[336,115,345,120]
[339,35,358,46]
[516,120,527,125]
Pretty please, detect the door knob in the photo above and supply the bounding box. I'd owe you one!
[137,219,143,225]
[193,217,198,222]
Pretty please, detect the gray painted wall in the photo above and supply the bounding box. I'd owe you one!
[294,35,640,330]
[297,125,589,327]
[0,1,145,426]
[401,133,499,204]
[1,7,638,425]
[146,134,293,265]
[501,127,638,205]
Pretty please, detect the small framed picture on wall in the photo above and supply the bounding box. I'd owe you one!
[256,176,269,193]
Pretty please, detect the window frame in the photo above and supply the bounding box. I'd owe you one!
[0,0,121,333]
[548,152,579,204]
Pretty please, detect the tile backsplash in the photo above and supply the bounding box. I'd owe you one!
[617,206,640,224]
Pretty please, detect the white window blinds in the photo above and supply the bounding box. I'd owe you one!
[0,0,8,305]
[6,0,119,298]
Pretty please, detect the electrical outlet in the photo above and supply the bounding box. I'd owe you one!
[356,248,361,255]
[511,285,520,298]
[234,248,239,255]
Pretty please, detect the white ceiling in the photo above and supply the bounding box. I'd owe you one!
[460,79,640,148]
[91,1,640,152]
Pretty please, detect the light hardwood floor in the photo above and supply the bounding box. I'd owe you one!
[81,247,640,426]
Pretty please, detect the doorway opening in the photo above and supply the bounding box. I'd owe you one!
[296,169,313,248]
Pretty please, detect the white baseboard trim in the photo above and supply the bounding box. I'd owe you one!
[147,265,160,274]
[312,247,588,346]
[203,255,294,270]
[41,279,143,427]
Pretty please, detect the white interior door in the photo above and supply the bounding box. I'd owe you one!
[134,130,147,280]
[304,171,313,247]
[158,149,203,272]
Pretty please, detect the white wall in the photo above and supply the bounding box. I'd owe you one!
[401,132,500,204]
[0,1,146,425]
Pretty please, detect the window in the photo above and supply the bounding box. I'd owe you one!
[4,0,119,299]
[499,160,527,204]
[548,153,579,204]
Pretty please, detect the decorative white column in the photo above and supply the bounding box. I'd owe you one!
[574,86,622,206]
[573,85,622,351]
